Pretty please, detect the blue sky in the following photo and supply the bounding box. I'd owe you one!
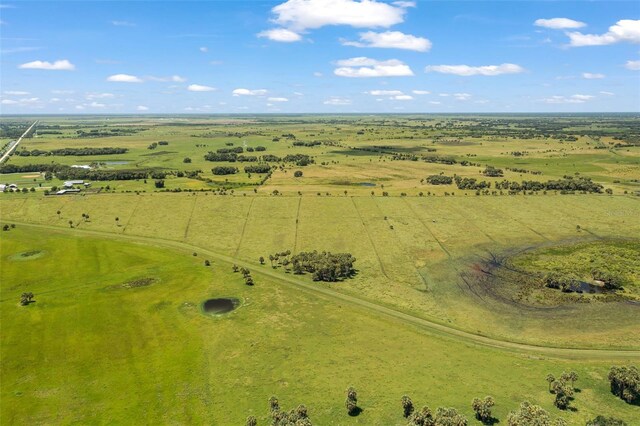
[1,0,639,113]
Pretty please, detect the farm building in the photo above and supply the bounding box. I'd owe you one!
[56,189,81,195]
[63,180,85,188]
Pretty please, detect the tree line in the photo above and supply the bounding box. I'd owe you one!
[16,147,128,156]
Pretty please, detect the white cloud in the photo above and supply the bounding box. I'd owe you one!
[51,89,74,95]
[366,90,403,96]
[19,59,75,70]
[334,57,413,77]
[4,90,29,95]
[187,84,216,92]
[1,99,18,105]
[137,105,149,111]
[625,59,640,70]
[148,75,187,83]
[86,92,115,100]
[233,88,268,96]
[453,93,472,101]
[88,102,106,108]
[270,0,407,32]
[323,96,351,105]
[429,101,441,105]
[1,46,42,54]
[111,20,135,27]
[199,47,208,52]
[425,63,525,76]
[392,1,415,7]
[394,95,413,100]
[412,90,430,95]
[257,28,302,42]
[268,97,289,102]
[107,74,143,83]
[534,18,586,29]
[543,94,595,104]
[582,72,605,79]
[567,20,640,47]
[313,72,323,77]
[342,31,431,52]
[599,91,614,96]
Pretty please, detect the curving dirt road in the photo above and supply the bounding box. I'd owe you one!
[9,220,640,360]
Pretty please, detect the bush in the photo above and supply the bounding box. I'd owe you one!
[212,166,238,175]
[294,170,303,177]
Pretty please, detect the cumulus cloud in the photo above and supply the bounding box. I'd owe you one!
[4,90,29,95]
[268,97,289,102]
[342,31,431,52]
[323,96,351,105]
[543,94,595,104]
[137,105,149,111]
[187,84,216,92]
[270,0,408,32]
[19,59,75,70]
[567,20,640,47]
[107,74,143,83]
[199,47,208,52]
[1,99,18,105]
[233,88,268,96]
[394,95,413,100]
[425,63,524,76]
[534,18,586,29]
[582,72,605,79]
[625,59,640,70]
[257,28,302,42]
[412,90,430,95]
[334,57,413,77]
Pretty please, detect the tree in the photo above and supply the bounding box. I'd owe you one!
[434,407,467,426]
[259,256,265,265]
[401,395,414,418]
[154,179,165,189]
[2,224,9,231]
[183,157,192,163]
[20,292,34,305]
[586,416,627,426]
[506,401,566,426]
[408,405,433,426]
[551,378,574,409]
[68,220,73,228]
[56,210,61,217]
[294,170,303,177]
[269,396,280,413]
[204,260,210,266]
[608,365,640,404]
[345,387,358,416]
[245,276,254,286]
[546,374,555,392]
[471,396,495,423]
[232,264,239,273]
[245,416,257,426]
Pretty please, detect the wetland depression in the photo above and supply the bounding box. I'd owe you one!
[202,297,240,315]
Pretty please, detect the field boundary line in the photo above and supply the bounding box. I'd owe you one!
[350,197,391,280]
[183,195,199,241]
[233,197,255,258]
[293,197,302,253]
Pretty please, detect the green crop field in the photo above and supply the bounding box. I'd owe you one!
[1,115,639,425]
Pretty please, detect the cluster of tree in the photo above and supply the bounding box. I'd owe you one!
[293,140,321,147]
[0,122,32,139]
[542,272,580,292]
[158,141,169,146]
[608,365,639,404]
[262,154,281,162]
[17,147,128,156]
[55,166,152,181]
[455,177,490,190]
[20,292,34,306]
[425,175,453,185]
[506,401,567,426]
[232,265,254,285]
[290,251,356,281]
[148,142,158,150]
[493,177,604,193]
[0,163,59,173]
[482,166,504,177]
[263,396,312,426]
[217,146,245,154]
[546,371,578,409]
[212,166,238,175]
[424,155,456,165]
[283,154,313,166]
[205,152,279,163]
[2,224,17,231]
[401,395,468,426]
[506,167,542,175]
[244,164,272,174]
[586,416,628,426]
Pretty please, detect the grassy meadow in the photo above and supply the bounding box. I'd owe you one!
[1,115,639,424]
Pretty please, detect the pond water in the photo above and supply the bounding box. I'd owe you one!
[202,298,240,314]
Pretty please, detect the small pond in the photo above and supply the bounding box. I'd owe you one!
[202,298,240,315]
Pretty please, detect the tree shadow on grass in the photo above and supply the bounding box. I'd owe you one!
[348,407,363,417]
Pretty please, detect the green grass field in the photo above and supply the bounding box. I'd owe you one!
[1,115,639,424]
